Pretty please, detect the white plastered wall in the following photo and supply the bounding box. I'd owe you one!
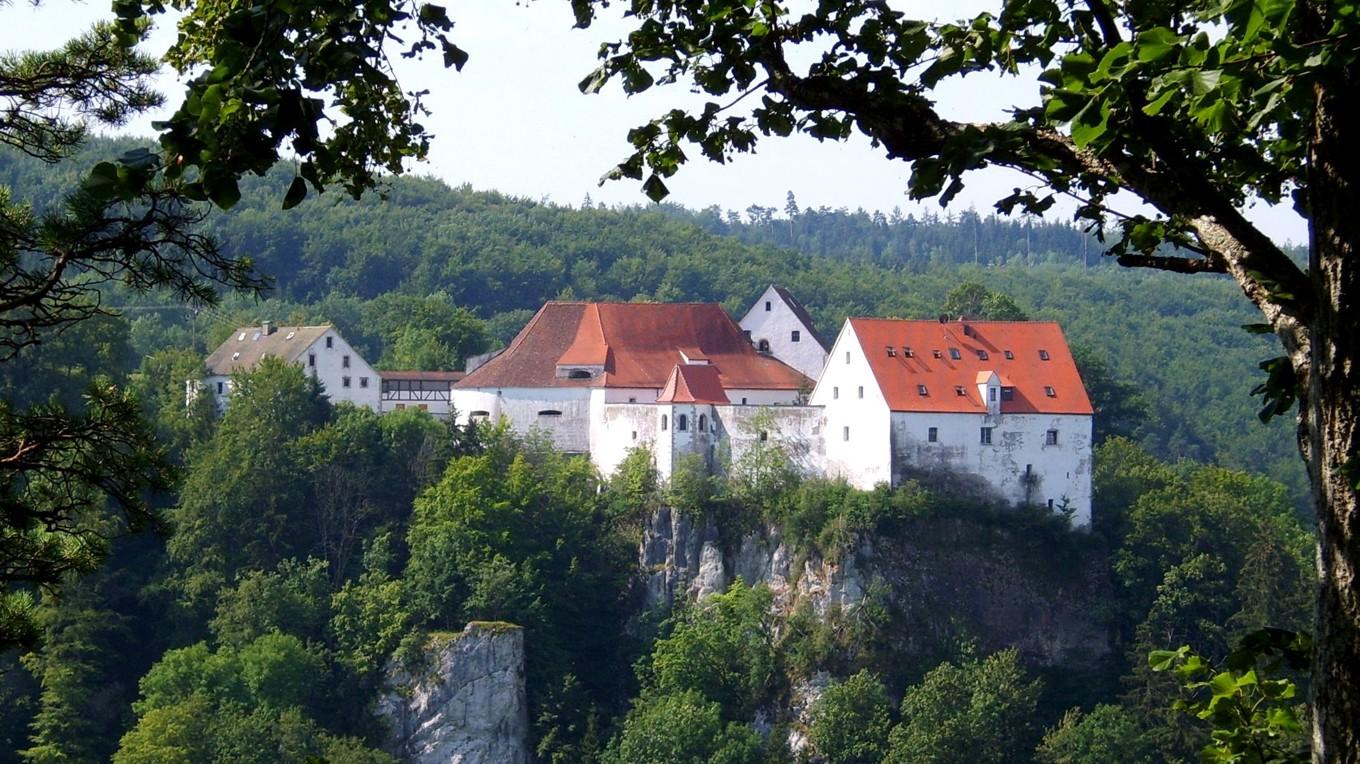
[305,329,381,410]
[739,286,828,380]
[450,386,592,453]
[808,322,893,487]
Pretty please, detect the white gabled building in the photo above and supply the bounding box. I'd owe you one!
[199,322,381,411]
[739,284,830,380]
[812,317,1094,526]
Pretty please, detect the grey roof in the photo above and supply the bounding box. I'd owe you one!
[769,285,831,351]
[204,325,332,375]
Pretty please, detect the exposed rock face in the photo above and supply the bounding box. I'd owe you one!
[378,622,530,764]
[639,507,1108,667]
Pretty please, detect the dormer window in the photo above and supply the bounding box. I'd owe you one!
[1044,386,1057,397]
[932,350,942,359]
[1038,349,1050,360]
[977,350,989,360]
[231,352,240,361]
[954,386,966,396]
[237,332,246,341]
[286,330,296,340]
[568,369,592,379]
[1004,350,1014,360]
[949,348,961,360]
[904,347,913,357]
[917,384,928,396]
[886,346,896,357]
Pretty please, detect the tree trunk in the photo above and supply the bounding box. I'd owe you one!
[1304,66,1360,764]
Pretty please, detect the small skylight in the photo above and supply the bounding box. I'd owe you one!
[231,352,240,360]
[237,332,246,341]
[1004,350,1014,360]
[932,349,943,358]
[1044,386,1056,397]
[977,350,989,360]
[949,348,961,360]
[904,347,914,357]
[1039,349,1051,360]
[954,385,966,396]
[917,384,929,396]
[252,331,261,341]
[285,331,296,340]
[886,346,896,357]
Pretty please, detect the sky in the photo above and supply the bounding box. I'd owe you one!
[0,0,1308,245]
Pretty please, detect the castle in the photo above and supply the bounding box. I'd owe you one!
[200,287,1093,525]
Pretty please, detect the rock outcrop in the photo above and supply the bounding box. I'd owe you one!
[378,622,530,764]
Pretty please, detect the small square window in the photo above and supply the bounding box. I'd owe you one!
[1046,429,1059,446]
[917,384,928,396]
[791,330,801,342]
[977,350,989,360]
[326,336,334,349]
[342,376,352,388]
[360,377,369,388]
[842,426,850,441]
[928,427,938,443]
[980,426,993,445]
[1004,350,1014,360]
[741,397,748,405]
[932,349,943,359]
[1039,349,1050,360]
[857,386,864,399]
[1044,386,1056,397]
[232,352,240,361]
[949,348,961,360]
[954,385,966,396]
[904,347,914,357]
[886,346,896,357]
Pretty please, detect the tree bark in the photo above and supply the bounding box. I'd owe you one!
[1306,68,1360,764]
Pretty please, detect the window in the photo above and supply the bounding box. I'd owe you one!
[928,427,938,442]
[285,330,296,340]
[661,415,669,430]
[845,351,851,364]
[1047,498,1055,510]
[216,381,224,394]
[232,352,240,361]
[395,403,406,410]
[932,349,943,358]
[342,355,351,368]
[843,426,850,441]
[757,339,771,353]
[1001,387,1015,401]
[698,414,707,431]
[765,300,772,311]
[538,409,562,417]
[628,396,637,403]
[678,414,688,431]
[308,353,316,367]
[237,332,246,341]
[989,387,997,401]
[1044,386,1056,397]
[949,347,961,360]
[904,346,914,357]
[832,386,839,400]
[955,385,966,396]
[632,431,638,441]
[326,336,334,348]
[470,410,490,419]
[1004,350,1014,360]
[568,369,592,379]
[917,384,928,396]
[791,330,801,342]
[980,426,993,445]
[1038,349,1050,360]
[857,386,864,399]
[360,377,369,388]
[741,397,748,405]
[1046,429,1059,446]
[886,346,896,357]
[977,350,989,360]
[252,331,261,341]
[759,431,768,442]
[419,404,428,412]
[342,376,352,388]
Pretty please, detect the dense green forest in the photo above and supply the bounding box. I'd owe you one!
[0,140,1313,763]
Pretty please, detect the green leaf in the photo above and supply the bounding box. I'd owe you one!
[442,41,468,70]
[282,176,308,209]
[1136,27,1182,63]
[1070,98,1111,148]
[642,174,669,202]
[1191,69,1223,95]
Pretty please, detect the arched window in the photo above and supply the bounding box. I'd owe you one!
[661,414,668,431]
[698,413,707,431]
[567,369,592,379]
[757,339,771,353]
[678,414,688,431]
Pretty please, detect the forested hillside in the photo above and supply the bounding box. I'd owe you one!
[0,139,1314,763]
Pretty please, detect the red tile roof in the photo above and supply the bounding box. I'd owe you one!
[658,364,731,404]
[456,302,810,391]
[848,318,1093,415]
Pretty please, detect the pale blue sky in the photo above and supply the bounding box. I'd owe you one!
[1,0,1308,245]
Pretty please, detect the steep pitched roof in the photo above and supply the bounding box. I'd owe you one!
[658,364,730,404]
[847,318,1093,415]
[456,301,811,391]
[770,284,831,351]
[204,325,331,376]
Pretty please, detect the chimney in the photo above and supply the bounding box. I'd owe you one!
[262,320,276,335]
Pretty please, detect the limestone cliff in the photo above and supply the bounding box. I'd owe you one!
[640,506,1109,666]
[377,622,530,764]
